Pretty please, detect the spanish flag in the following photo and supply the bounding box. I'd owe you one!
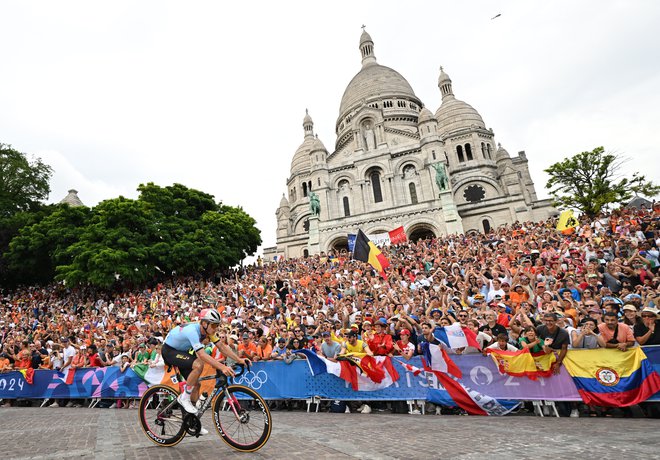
[563,348,660,407]
[556,210,579,235]
[486,349,556,380]
[353,229,390,277]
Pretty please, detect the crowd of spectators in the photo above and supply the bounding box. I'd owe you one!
[1,203,659,415]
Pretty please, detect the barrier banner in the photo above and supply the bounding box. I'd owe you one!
[1,347,658,402]
[641,345,660,401]
[0,367,147,399]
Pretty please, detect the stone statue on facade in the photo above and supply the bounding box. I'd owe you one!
[432,162,448,192]
[309,192,320,216]
[363,123,376,151]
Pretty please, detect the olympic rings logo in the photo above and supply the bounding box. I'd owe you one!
[235,370,268,389]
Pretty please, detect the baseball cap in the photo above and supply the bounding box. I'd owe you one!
[242,332,250,339]
[588,306,602,314]
[346,330,358,338]
[321,331,330,338]
[278,337,286,343]
[399,328,411,336]
[350,323,359,329]
[625,293,642,301]
[474,294,485,299]
[622,304,637,312]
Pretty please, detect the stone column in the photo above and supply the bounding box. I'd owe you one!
[307,216,321,255]
[439,190,463,235]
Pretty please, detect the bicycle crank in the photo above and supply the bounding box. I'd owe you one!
[183,413,202,437]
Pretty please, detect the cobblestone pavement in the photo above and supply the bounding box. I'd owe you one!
[0,406,657,459]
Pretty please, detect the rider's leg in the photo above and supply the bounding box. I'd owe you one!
[185,358,204,403]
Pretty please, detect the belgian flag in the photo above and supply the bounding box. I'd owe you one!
[353,229,390,277]
[556,210,579,235]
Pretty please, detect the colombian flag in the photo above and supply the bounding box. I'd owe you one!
[353,229,390,277]
[556,210,579,235]
[563,348,660,407]
[486,349,556,380]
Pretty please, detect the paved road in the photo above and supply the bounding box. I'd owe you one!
[0,407,657,459]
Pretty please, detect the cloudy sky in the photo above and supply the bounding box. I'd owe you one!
[2,1,659,254]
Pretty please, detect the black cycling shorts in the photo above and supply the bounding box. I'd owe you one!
[161,343,196,380]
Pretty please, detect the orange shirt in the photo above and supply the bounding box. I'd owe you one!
[238,341,258,358]
[598,323,634,344]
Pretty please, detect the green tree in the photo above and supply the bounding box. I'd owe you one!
[0,143,53,218]
[56,197,155,288]
[545,147,660,217]
[4,204,92,285]
[55,183,262,288]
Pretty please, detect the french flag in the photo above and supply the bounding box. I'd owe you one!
[429,371,519,416]
[419,342,462,378]
[296,349,399,391]
[397,356,519,416]
[434,322,481,350]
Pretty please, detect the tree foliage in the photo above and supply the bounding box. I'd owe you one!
[54,183,261,288]
[0,143,53,218]
[5,204,92,285]
[545,147,660,217]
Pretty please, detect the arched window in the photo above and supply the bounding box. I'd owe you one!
[370,171,383,203]
[481,142,486,158]
[343,197,350,217]
[482,219,491,234]
[457,145,465,162]
[302,182,308,197]
[465,143,473,161]
[308,181,312,191]
[486,144,492,159]
[303,249,309,258]
[409,183,418,204]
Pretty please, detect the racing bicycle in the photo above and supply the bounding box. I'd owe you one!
[138,364,272,452]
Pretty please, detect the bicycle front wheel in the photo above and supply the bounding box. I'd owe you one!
[212,384,272,452]
[139,384,187,447]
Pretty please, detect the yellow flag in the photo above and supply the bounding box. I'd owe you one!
[556,210,579,234]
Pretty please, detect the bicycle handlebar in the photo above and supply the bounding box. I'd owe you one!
[215,362,249,380]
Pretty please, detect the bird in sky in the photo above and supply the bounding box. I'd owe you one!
[491,13,501,20]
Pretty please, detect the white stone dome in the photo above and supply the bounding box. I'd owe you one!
[435,97,486,134]
[339,64,418,118]
[311,136,327,152]
[279,194,290,208]
[290,137,314,174]
[495,143,511,162]
[418,107,435,123]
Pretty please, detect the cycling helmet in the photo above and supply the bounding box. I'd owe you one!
[200,309,221,324]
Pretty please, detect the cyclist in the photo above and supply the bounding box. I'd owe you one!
[162,309,250,418]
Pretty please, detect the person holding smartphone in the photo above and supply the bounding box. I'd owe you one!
[537,313,569,375]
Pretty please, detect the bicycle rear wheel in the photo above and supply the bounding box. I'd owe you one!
[139,384,187,447]
[212,384,272,452]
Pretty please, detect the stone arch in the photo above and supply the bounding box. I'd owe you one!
[293,214,311,234]
[333,172,357,190]
[480,215,494,234]
[393,157,424,176]
[325,234,349,255]
[406,222,438,242]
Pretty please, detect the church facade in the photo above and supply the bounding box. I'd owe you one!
[264,30,555,259]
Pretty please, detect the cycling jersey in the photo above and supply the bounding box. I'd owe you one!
[164,323,219,353]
